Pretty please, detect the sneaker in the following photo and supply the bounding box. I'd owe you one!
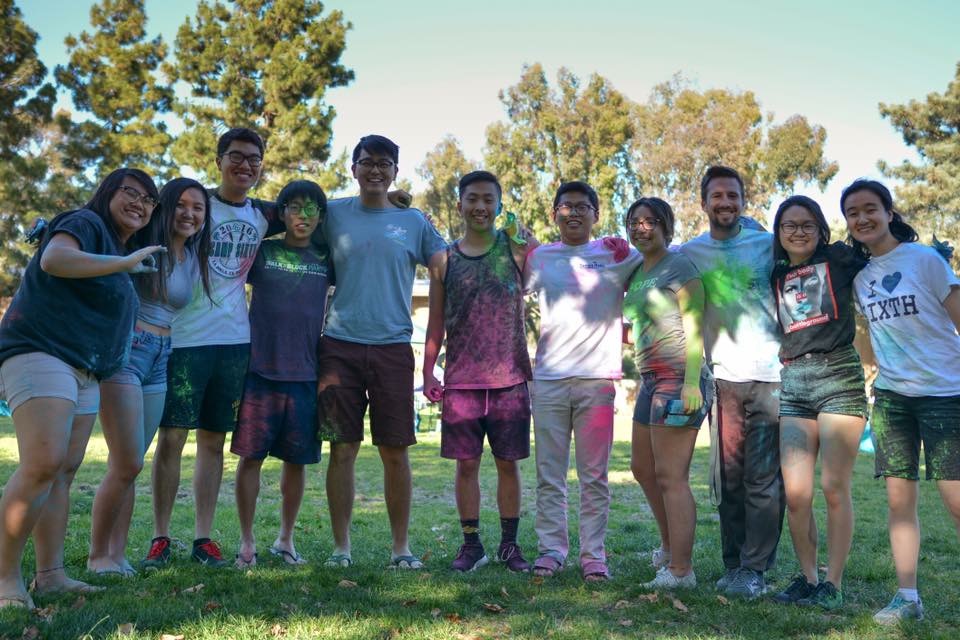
[724,567,767,599]
[496,542,531,573]
[715,567,740,590]
[873,594,924,625]
[650,548,671,570]
[773,575,817,604]
[142,536,171,569]
[797,581,843,610]
[643,566,697,590]
[191,538,229,568]
[451,543,488,572]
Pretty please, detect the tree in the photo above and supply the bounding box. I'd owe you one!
[879,61,960,267]
[166,0,354,196]
[632,76,838,241]
[483,64,635,240]
[53,0,174,183]
[415,136,474,241]
[0,0,56,296]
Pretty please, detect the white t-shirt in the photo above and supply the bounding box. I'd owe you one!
[524,239,641,380]
[854,242,960,397]
[171,194,271,348]
[679,226,781,383]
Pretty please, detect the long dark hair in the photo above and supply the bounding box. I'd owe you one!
[84,168,159,248]
[134,177,213,303]
[772,195,830,264]
[841,179,918,260]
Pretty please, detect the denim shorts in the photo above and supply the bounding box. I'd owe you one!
[103,327,172,394]
[779,345,867,419]
[0,351,99,414]
[633,368,714,429]
[872,388,960,481]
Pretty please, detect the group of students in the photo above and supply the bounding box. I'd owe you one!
[0,129,957,627]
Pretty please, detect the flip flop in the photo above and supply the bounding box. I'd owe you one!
[0,594,33,610]
[581,559,610,582]
[532,555,563,578]
[388,555,424,570]
[269,546,306,566]
[234,552,258,569]
[324,554,353,568]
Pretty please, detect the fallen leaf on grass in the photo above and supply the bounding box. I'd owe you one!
[20,626,40,640]
[33,605,56,621]
[181,583,204,594]
[337,579,358,589]
[118,622,135,635]
[203,601,222,612]
[530,576,544,586]
[637,592,659,603]
[418,572,433,581]
[444,613,462,623]
[420,550,432,563]
[613,599,630,609]
[618,619,633,627]
[482,603,505,614]
[670,597,689,612]
[716,595,729,605]
[71,596,86,610]
[500,587,509,599]
[270,623,287,637]
[160,635,185,640]
[401,599,418,607]
[431,608,441,618]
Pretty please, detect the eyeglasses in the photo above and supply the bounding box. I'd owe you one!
[118,185,158,208]
[555,202,596,216]
[355,158,395,171]
[221,151,263,167]
[284,202,321,218]
[780,222,819,235]
[627,217,659,231]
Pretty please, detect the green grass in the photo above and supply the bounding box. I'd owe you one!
[0,415,957,639]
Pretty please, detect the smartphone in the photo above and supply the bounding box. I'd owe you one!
[664,399,690,426]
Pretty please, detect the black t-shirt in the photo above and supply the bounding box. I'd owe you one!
[0,209,138,379]
[771,242,867,361]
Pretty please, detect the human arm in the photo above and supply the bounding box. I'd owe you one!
[622,322,633,345]
[40,233,165,278]
[677,278,706,413]
[423,250,448,402]
[388,189,411,209]
[943,286,960,333]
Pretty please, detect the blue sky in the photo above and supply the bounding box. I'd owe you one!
[21,0,960,220]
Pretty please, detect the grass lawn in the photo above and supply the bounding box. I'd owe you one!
[0,415,957,639]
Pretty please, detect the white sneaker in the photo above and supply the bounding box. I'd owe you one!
[650,548,671,570]
[873,594,924,625]
[643,566,697,590]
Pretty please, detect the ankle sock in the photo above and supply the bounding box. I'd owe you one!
[897,588,919,602]
[499,517,519,545]
[460,519,480,545]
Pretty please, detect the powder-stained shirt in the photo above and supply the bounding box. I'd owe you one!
[247,239,333,381]
[443,231,532,389]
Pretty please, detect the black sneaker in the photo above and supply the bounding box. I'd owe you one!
[191,538,229,568]
[451,543,488,572]
[774,575,817,604]
[797,581,843,611]
[142,536,172,569]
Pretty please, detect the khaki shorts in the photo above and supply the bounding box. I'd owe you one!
[0,351,99,415]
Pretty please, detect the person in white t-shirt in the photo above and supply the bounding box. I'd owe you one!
[842,179,960,625]
[523,181,641,582]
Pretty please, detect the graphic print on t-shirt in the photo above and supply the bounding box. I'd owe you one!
[210,219,261,278]
[777,262,838,333]
[860,271,920,323]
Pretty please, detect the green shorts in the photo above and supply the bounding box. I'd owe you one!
[160,344,250,433]
[872,388,960,481]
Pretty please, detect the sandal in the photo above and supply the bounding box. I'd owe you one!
[0,594,34,610]
[581,559,610,582]
[269,546,306,566]
[234,552,258,569]
[388,555,424,570]
[324,554,353,568]
[532,555,563,578]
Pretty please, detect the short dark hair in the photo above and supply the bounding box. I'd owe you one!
[553,181,599,211]
[458,170,502,199]
[83,168,159,245]
[277,179,327,213]
[841,179,918,259]
[700,165,745,202]
[772,195,830,264]
[217,127,265,157]
[625,197,676,245]
[352,134,399,164]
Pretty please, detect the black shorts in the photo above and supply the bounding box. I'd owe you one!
[231,373,320,464]
[160,344,250,432]
[872,388,960,481]
[779,346,867,419]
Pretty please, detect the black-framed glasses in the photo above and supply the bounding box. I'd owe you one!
[355,158,395,171]
[555,202,596,215]
[118,185,158,208]
[627,217,659,231]
[221,151,263,167]
[284,202,322,218]
[780,222,818,235]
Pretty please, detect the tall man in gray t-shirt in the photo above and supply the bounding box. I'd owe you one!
[678,166,785,599]
[318,135,447,568]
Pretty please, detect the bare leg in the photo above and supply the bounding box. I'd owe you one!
[455,458,482,520]
[817,413,864,587]
[151,426,189,538]
[886,477,920,590]
[193,429,226,540]
[494,457,521,518]
[936,480,960,541]
[235,457,263,561]
[631,421,669,553]
[274,462,306,557]
[326,442,360,556]
[650,425,700,576]
[780,416,820,585]
[379,444,413,557]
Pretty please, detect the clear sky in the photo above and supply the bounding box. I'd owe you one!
[20,0,960,221]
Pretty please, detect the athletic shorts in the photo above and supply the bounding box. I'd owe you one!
[0,351,99,415]
[779,346,867,419]
[633,369,714,429]
[440,382,531,460]
[316,336,416,447]
[103,327,172,394]
[872,388,960,481]
[231,372,320,465]
[160,343,249,432]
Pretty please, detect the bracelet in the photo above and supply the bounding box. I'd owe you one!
[35,566,64,574]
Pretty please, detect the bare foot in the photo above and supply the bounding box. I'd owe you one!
[86,557,125,576]
[0,583,34,610]
[33,571,105,596]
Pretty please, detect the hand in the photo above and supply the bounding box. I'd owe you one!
[388,189,412,209]
[124,246,166,273]
[601,236,630,263]
[423,373,444,403]
[681,382,703,414]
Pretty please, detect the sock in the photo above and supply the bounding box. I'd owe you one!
[460,519,480,545]
[897,588,919,602]
[499,517,519,545]
[193,537,210,546]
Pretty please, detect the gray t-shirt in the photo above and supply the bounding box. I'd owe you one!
[679,226,781,383]
[323,197,446,345]
[623,251,700,375]
[137,249,199,329]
